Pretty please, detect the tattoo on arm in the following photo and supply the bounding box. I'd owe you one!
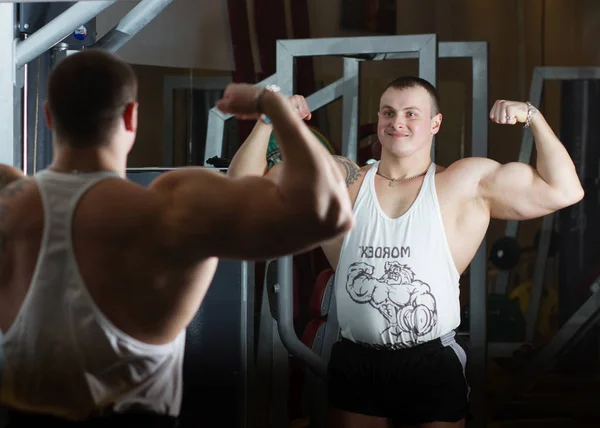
[333,156,361,187]
[0,170,21,191]
[0,179,31,260]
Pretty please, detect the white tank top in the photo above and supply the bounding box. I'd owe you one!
[335,162,461,347]
[0,170,185,421]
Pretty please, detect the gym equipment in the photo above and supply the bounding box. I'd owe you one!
[490,65,600,422]
[300,269,337,428]
[489,236,521,271]
[490,67,600,362]
[253,259,290,428]
[557,79,600,327]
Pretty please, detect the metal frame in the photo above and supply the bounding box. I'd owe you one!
[0,0,172,172]
[163,76,232,166]
[15,1,118,69]
[93,0,174,52]
[491,67,600,355]
[204,34,438,165]
[0,3,21,167]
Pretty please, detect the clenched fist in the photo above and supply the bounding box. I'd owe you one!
[288,94,312,121]
[216,83,266,120]
[489,100,536,125]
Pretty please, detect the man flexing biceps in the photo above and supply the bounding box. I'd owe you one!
[228,77,583,428]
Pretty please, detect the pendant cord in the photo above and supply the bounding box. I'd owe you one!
[376,163,430,187]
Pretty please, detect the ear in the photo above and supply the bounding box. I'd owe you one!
[430,113,443,135]
[43,101,53,130]
[122,102,138,133]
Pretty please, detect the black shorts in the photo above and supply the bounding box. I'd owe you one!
[1,409,180,428]
[327,331,469,426]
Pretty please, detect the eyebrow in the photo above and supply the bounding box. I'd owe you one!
[380,105,421,111]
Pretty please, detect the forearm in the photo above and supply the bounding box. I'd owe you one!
[260,91,335,176]
[530,111,584,198]
[259,91,352,228]
[227,121,272,178]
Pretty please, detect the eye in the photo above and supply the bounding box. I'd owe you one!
[406,111,416,118]
[383,110,394,117]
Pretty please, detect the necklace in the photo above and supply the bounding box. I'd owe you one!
[376,165,430,188]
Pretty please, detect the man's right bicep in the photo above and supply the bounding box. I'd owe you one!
[154,171,315,261]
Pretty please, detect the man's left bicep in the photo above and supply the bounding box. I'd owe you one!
[480,162,557,220]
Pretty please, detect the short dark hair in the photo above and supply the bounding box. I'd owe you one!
[384,76,441,116]
[47,49,138,148]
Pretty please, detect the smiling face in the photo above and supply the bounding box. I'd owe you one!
[377,85,442,159]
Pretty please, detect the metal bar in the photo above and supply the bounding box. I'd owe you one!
[341,58,360,161]
[525,213,555,341]
[276,41,294,96]
[438,41,486,58]
[0,6,17,413]
[93,0,174,52]
[278,34,437,57]
[305,78,344,111]
[378,52,418,60]
[239,261,254,428]
[418,35,437,160]
[535,66,600,79]
[0,3,20,167]
[163,78,174,166]
[275,256,328,379]
[467,42,489,428]
[418,35,437,91]
[15,1,117,68]
[203,109,228,163]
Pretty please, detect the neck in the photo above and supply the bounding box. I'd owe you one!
[378,148,432,180]
[50,140,126,178]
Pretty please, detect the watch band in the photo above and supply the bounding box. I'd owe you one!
[254,84,280,123]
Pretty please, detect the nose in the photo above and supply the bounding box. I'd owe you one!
[391,116,405,129]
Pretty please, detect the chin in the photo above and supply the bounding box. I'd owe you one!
[380,141,416,158]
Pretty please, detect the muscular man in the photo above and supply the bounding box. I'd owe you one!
[0,50,354,426]
[226,77,584,427]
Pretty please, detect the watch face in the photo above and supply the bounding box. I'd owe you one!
[265,84,281,93]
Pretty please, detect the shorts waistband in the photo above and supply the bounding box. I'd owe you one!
[343,331,457,352]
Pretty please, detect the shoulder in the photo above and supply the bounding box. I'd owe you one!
[331,156,366,187]
[436,157,501,197]
[441,157,500,181]
[0,165,27,193]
